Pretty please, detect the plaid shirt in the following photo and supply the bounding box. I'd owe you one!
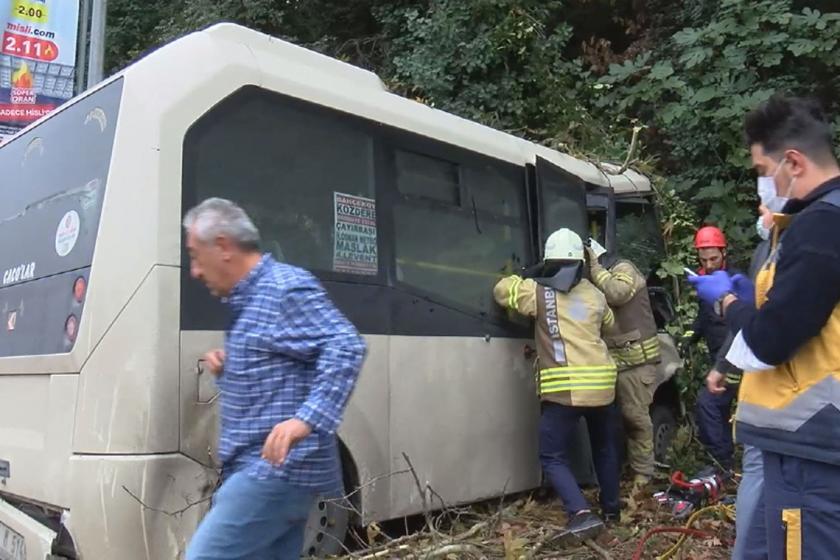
[219,254,366,491]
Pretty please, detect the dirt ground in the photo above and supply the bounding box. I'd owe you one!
[333,476,737,560]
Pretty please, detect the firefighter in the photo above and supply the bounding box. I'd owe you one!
[684,225,740,474]
[587,239,660,484]
[494,228,620,539]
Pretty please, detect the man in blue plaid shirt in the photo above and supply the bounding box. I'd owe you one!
[183,198,366,560]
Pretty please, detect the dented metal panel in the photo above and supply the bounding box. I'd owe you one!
[0,374,77,508]
[65,454,216,560]
[179,332,394,524]
[72,266,180,455]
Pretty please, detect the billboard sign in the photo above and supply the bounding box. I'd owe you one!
[0,0,80,142]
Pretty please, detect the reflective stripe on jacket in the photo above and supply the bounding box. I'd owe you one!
[590,259,661,371]
[736,199,840,464]
[494,275,617,407]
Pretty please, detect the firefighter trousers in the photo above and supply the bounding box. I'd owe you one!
[616,363,656,476]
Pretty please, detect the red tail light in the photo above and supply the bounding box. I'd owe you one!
[73,277,86,302]
[65,315,78,341]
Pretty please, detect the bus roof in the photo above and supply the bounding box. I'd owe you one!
[5,23,651,195]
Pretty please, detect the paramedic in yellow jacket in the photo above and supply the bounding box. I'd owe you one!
[689,95,840,560]
[587,239,661,484]
[494,228,620,540]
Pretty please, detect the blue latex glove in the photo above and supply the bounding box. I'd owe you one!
[731,273,756,307]
[687,270,733,305]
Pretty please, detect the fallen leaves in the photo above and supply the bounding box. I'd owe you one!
[330,479,736,560]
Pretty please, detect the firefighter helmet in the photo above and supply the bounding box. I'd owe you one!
[545,228,585,261]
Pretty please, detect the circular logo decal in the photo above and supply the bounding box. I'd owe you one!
[55,210,80,257]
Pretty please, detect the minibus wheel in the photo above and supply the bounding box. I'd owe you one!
[302,494,353,557]
[301,442,358,557]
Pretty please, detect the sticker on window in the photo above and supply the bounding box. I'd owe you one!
[333,192,377,275]
[55,210,80,257]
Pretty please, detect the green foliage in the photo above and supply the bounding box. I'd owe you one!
[373,0,625,156]
[104,0,840,348]
[594,0,840,270]
[105,0,406,73]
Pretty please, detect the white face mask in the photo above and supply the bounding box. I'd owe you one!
[756,159,792,213]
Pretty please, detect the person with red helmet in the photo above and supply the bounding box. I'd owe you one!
[694,226,728,274]
[683,225,740,476]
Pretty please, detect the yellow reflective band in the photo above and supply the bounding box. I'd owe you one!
[612,337,660,351]
[541,383,615,393]
[540,372,617,383]
[684,330,695,338]
[614,272,635,284]
[726,375,742,384]
[613,354,661,363]
[540,364,618,393]
[603,307,615,326]
[613,355,661,365]
[611,338,661,367]
[612,345,661,357]
[541,365,618,374]
[594,270,611,285]
[541,374,617,382]
[508,277,523,310]
[782,509,801,560]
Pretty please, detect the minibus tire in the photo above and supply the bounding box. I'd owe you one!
[650,404,677,463]
[302,494,352,557]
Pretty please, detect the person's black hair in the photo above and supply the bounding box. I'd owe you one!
[744,94,836,165]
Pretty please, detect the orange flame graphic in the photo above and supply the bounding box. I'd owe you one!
[12,62,32,89]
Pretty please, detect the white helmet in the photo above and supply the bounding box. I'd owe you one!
[544,228,584,261]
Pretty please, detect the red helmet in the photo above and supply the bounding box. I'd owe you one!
[694,226,727,249]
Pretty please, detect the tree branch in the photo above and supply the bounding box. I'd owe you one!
[121,485,211,518]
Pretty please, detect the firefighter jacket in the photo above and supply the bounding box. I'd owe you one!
[494,275,617,407]
[733,186,840,464]
[590,258,661,371]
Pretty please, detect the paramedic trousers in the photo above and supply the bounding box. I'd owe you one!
[186,469,317,560]
[695,382,737,470]
[762,451,840,560]
[616,363,657,476]
[539,401,621,516]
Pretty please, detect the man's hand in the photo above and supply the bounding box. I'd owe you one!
[585,246,598,266]
[261,418,313,466]
[203,349,225,377]
[706,369,727,395]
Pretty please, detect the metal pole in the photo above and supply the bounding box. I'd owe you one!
[86,0,107,88]
[75,0,92,94]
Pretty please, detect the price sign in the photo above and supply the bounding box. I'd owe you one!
[0,0,81,135]
[2,31,58,62]
[10,0,48,24]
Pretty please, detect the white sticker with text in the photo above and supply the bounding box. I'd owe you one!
[55,210,80,257]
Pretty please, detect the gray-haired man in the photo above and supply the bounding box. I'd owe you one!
[182,198,366,560]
